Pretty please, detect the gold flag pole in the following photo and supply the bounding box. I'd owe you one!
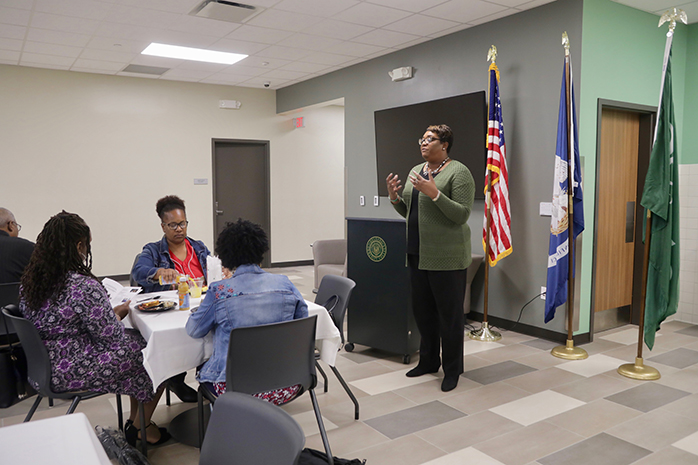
[618,7,686,380]
[551,32,587,360]
[470,45,501,342]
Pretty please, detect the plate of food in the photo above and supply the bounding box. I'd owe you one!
[136,300,177,312]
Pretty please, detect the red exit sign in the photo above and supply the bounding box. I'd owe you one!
[292,117,305,128]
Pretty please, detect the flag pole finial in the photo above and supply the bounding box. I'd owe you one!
[659,8,687,37]
[487,45,497,64]
[562,32,570,56]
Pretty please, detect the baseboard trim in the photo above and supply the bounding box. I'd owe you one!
[270,260,313,268]
[467,312,591,345]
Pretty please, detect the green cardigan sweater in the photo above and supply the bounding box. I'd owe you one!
[392,160,475,271]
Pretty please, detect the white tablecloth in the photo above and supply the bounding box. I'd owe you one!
[0,413,111,465]
[126,291,341,389]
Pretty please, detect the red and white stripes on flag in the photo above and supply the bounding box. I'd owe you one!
[483,62,512,266]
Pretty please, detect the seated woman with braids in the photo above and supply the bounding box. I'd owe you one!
[186,219,308,403]
[19,211,169,446]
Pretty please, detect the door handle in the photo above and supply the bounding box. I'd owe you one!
[625,201,635,243]
[216,210,224,215]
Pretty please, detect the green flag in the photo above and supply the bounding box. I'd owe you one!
[640,46,680,350]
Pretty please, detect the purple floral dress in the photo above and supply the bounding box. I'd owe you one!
[20,272,155,402]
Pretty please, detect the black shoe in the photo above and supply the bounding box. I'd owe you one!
[406,366,439,378]
[167,375,198,403]
[125,422,171,446]
[441,376,459,392]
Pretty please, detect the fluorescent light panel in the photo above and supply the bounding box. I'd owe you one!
[142,43,247,65]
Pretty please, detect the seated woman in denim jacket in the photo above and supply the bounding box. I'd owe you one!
[185,219,308,404]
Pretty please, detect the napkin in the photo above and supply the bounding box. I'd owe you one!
[207,255,223,284]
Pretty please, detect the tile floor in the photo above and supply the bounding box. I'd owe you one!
[2,265,698,465]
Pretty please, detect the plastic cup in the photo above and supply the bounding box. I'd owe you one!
[190,277,205,298]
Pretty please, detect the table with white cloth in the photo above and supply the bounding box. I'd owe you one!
[126,290,341,389]
[0,413,112,465]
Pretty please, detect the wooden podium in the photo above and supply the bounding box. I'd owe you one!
[346,218,419,363]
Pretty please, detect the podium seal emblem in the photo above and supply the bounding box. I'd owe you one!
[366,236,387,262]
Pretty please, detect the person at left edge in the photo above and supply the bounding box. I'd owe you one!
[0,207,35,284]
[131,195,211,403]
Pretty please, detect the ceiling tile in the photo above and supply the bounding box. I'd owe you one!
[163,67,216,79]
[209,38,269,55]
[137,0,197,14]
[26,28,92,47]
[224,25,293,45]
[514,0,556,8]
[1,0,33,10]
[260,68,306,79]
[397,36,433,49]
[427,23,472,38]
[383,13,460,36]
[33,0,113,21]
[331,3,412,28]
[21,61,72,70]
[239,55,292,69]
[365,0,451,13]
[299,51,355,65]
[71,67,119,75]
[0,37,23,52]
[105,4,182,29]
[273,0,359,17]
[467,8,518,25]
[30,12,101,35]
[425,0,508,23]
[279,33,343,51]
[86,36,150,54]
[238,76,291,89]
[324,40,385,57]
[130,54,182,68]
[300,19,373,40]
[0,6,32,26]
[20,52,76,67]
[200,73,247,85]
[257,44,313,60]
[0,24,26,40]
[216,65,267,77]
[247,9,321,32]
[0,49,21,63]
[79,47,138,63]
[23,41,84,58]
[167,15,242,37]
[351,29,421,48]
[279,61,330,73]
[72,58,125,71]
[483,0,536,7]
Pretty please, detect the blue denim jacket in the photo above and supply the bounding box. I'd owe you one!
[186,264,308,384]
[131,236,211,293]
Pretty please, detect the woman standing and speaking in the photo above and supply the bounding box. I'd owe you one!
[386,124,475,392]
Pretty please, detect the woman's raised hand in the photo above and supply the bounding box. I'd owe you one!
[409,170,439,199]
[386,173,403,201]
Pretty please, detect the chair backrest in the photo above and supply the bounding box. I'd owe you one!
[199,391,305,465]
[2,305,52,397]
[314,275,356,344]
[0,282,20,336]
[129,253,141,287]
[226,315,318,395]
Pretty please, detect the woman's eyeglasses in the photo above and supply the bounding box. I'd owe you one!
[418,137,441,146]
[164,221,188,231]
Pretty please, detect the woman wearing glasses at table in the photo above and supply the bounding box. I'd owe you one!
[131,195,211,294]
[386,124,475,392]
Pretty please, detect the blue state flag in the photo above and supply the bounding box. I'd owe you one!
[545,58,584,323]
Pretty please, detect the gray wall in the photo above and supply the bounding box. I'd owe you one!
[278,0,584,334]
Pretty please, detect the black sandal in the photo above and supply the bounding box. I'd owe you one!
[125,421,171,446]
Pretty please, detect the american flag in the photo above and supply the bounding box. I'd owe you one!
[483,62,512,266]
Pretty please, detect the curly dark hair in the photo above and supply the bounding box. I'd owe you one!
[426,124,454,153]
[216,219,269,270]
[21,211,95,312]
[156,195,186,220]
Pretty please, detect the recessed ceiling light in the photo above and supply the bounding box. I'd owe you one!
[142,43,247,65]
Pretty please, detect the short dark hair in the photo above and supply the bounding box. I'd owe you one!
[156,195,185,220]
[216,219,269,269]
[426,124,454,153]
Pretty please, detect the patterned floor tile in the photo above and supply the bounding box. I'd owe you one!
[422,447,506,465]
[546,399,642,438]
[555,354,628,378]
[538,433,651,465]
[462,361,537,385]
[606,408,698,451]
[672,430,698,456]
[349,368,438,396]
[364,401,465,439]
[605,383,691,412]
[521,338,559,351]
[676,325,698,338]
[463,340,506,356]
[648,348,698,369]
[490,390,585,426]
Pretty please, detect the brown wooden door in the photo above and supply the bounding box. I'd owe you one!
[594,109,640,324]
[212,140,271,267]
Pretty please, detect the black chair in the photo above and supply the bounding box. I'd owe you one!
[314,275,359,420]
[0,282,20,338]
[199,391,305,465]
[129,253,140,287]
[1,304,150,457]
[198,315,334,464]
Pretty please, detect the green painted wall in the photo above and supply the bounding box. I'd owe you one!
[578,0,690,334]
[683,24,698,164]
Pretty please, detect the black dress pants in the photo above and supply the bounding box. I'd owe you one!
[408,255,467,378]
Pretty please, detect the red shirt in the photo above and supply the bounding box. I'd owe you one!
[170,239,205,280]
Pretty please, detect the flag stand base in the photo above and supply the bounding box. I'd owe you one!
[551,339,587,360]
[469,322,501,342]
[618,357,661,380]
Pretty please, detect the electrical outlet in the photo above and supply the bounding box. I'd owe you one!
[359,195,365,206]
[540,286,546,300]
[373,195,379,206]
